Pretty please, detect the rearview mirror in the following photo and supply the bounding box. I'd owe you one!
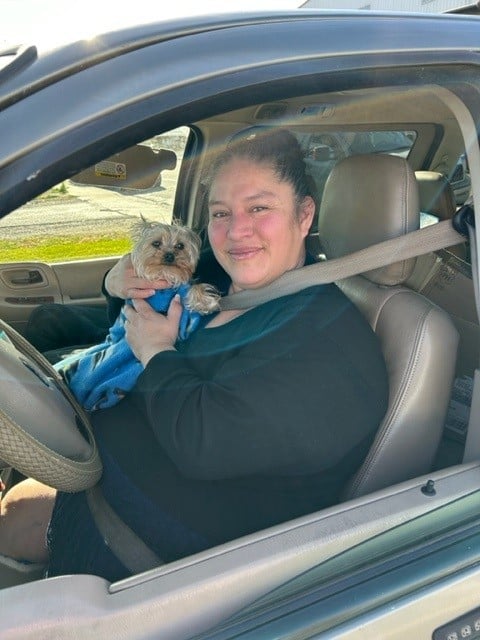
[71,145,177,191]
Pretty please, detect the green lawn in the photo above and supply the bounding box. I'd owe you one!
[2,235,132,262]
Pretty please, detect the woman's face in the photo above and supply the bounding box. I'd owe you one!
[207,158,315,293]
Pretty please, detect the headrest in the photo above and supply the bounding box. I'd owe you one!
[415,171,456,220]
[317,154,420,286]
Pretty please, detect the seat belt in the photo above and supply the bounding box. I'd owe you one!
[86,485,163,574]
[219,216,466,311]
[88,212,471,575]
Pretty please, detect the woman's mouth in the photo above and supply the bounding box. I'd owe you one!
[227,247,263,261]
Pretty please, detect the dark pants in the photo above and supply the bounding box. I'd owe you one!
[24,303,110,363]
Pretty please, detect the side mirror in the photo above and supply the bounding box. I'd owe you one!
[71,145,177,190]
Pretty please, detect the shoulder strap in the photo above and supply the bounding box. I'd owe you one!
[219,218,465,311]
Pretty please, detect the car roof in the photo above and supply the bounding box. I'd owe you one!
[1,9,480,216]
[1,8,479,107]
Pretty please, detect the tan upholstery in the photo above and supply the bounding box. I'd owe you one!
[318,154,459,498]
[415,170,466,259]
[415,170,457,221]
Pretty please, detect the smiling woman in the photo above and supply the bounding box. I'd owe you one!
[207,131,315,292]
[0,8,480,639]
[0,128,389,582]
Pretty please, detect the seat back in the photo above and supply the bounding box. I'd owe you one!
[416,170,457,221]
[415,170,466,259]
[317,154,459,498]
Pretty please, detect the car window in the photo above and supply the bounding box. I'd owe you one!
[296,129,416,204]
[301,130,415,159]
[0,126,190,263]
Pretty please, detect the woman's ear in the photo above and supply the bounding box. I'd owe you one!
[298,195,316,237]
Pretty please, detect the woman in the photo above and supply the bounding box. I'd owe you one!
[0,129,388,580]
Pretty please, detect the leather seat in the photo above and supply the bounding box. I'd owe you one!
[415,170,466,259]
[317,154,459,499]
[416,170,457,221]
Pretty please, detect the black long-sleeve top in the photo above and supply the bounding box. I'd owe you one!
[48,281,388,581]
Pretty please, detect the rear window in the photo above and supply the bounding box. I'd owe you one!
[297,129,416,202]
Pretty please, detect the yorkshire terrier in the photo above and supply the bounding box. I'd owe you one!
[130,218,220,319]
[55,219,220,411]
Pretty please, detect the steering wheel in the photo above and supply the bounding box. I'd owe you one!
[0,319,102,492]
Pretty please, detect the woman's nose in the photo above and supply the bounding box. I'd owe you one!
[227,210,253,238]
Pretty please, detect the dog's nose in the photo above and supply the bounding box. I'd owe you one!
[164,252,175,264]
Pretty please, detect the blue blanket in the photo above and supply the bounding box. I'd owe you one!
[56,284,201,411]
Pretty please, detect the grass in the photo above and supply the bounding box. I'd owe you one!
[37,182,74,200]
[2,235,133,262]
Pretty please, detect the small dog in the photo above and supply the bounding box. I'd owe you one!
[56,219,220,411]
[130,218,220,321]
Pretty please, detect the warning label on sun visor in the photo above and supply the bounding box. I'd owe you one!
[94,161,127,179]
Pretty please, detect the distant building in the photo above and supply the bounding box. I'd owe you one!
[300,0,469,12]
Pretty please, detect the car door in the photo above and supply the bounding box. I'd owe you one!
[0,129,189,334]
[1,10,480,640]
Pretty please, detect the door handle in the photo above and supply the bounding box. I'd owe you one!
[10,270,44,285]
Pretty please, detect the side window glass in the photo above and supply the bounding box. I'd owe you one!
[297,130,471,236]
[298,129,416,204]
[0,126,190,263]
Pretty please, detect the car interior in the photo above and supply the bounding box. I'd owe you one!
[1,72,480,636]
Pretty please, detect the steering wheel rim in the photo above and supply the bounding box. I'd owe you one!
[0,319,102,492]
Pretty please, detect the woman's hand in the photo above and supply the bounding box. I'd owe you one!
[104,254,170,300]
[123,296,183,366]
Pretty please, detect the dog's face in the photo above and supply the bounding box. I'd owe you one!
[130,220,201,286]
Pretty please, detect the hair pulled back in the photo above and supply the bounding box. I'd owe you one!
[207,128,313,208]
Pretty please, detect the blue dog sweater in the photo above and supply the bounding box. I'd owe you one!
[56,284,201,411]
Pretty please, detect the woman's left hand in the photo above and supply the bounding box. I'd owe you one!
[123,296,182,366]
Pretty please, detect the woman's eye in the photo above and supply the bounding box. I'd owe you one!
[151,240,162,248]
[252,205,268,213]
[174,242,184,250]
[211,211,228,219]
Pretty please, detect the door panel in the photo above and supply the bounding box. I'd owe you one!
[0,257,116,335]
[51,258,117,305]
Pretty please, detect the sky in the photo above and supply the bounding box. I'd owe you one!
[1,0,303,46]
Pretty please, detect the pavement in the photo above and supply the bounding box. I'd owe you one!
[0,171,178,241]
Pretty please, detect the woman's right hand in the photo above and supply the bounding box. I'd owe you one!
[104,254,168,300]
[124,296,181,365]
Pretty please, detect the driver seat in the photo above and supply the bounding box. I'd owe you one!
[317,154,459,499]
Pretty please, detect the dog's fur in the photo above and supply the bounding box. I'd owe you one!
[55,219,220,411]
[130,218,220,315]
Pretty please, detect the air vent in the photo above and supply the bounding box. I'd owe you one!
[254,103,288,120]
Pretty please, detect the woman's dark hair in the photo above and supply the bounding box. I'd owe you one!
[206,128,314,209]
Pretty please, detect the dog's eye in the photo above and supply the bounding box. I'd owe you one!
[174,242,185,251]
[151,240,162,249]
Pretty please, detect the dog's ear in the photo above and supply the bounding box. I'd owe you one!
[171,218,202,253]
[131,215,155,242]
[185,227,202,253]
